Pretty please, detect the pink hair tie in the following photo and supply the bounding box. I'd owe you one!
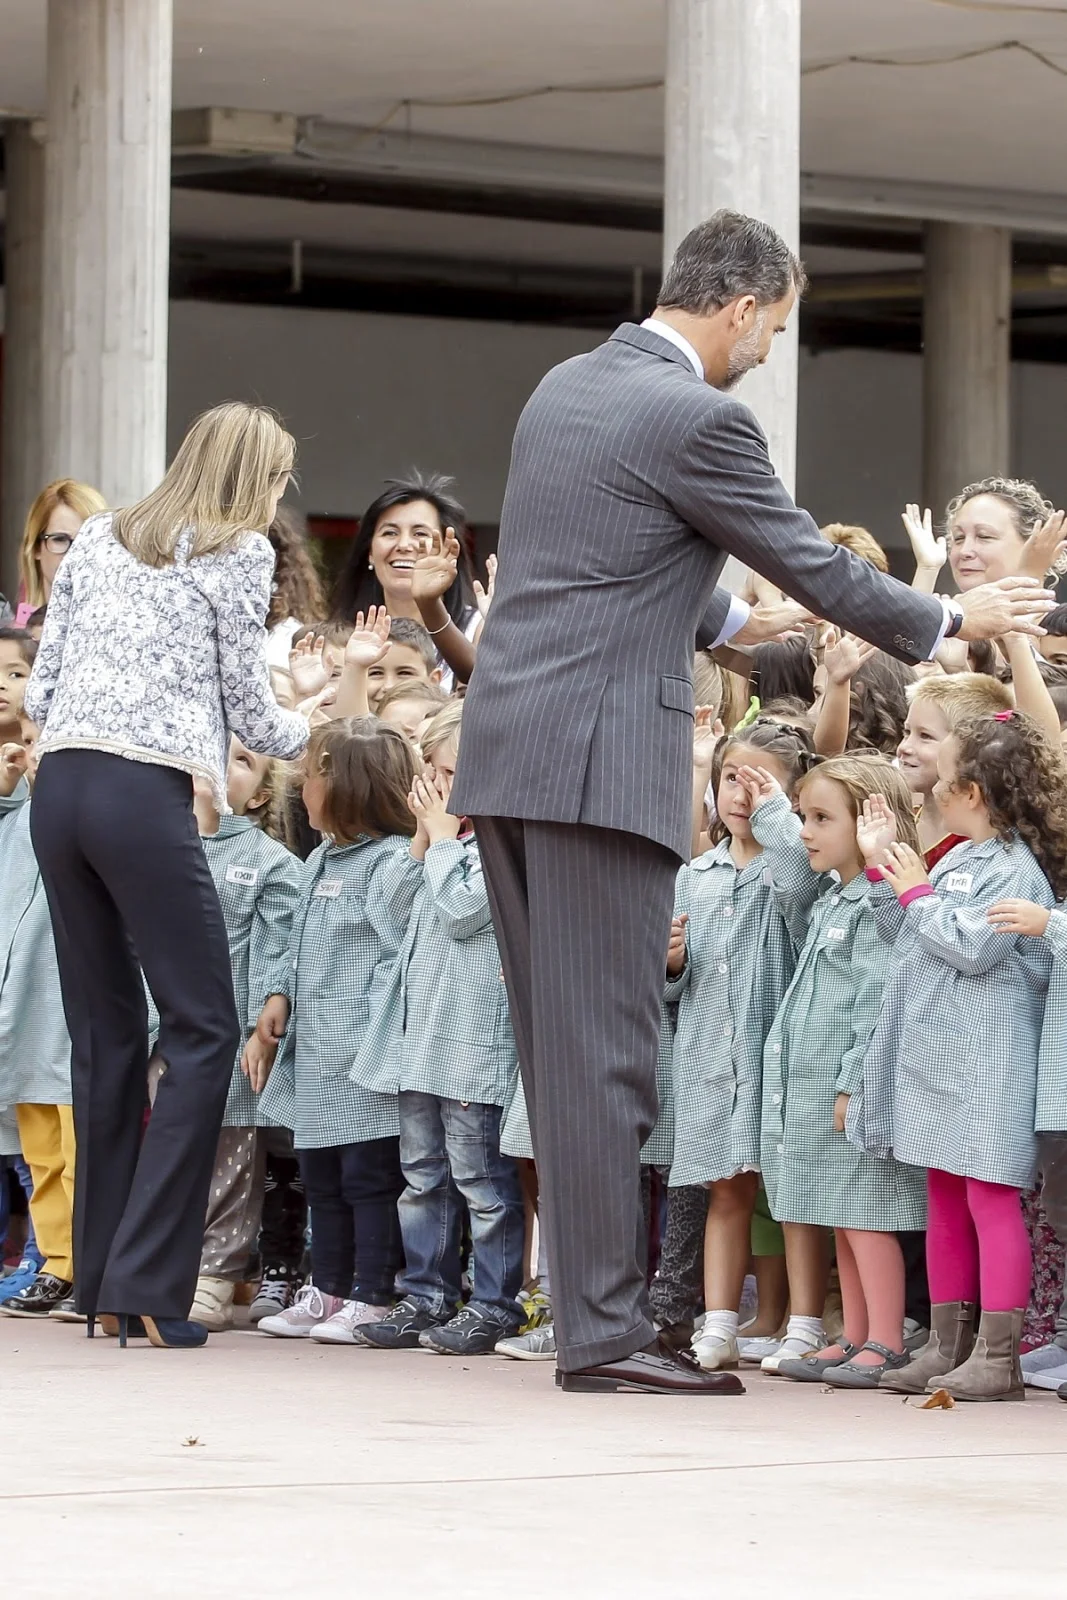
[994,710,1013,722]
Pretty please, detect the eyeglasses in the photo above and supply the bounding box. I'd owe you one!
[37,533,75,555]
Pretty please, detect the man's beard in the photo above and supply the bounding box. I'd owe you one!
[720,313,766,392]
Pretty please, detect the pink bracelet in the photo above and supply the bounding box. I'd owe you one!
[865,867,883,883]
[899,884,935,908]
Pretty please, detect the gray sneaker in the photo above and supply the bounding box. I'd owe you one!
[495,1323,556,1361]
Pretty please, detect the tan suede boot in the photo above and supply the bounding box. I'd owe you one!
[880,1300,976,1394]
[934,1309,1025,1403]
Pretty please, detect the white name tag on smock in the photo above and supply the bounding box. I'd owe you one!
[226,865,259,887]
[825,927,846,942]
[945,872,973,893]
[315,879,343,898]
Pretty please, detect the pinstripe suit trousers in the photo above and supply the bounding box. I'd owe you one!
[474,815,678,1371]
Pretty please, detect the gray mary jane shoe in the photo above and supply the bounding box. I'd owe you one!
[823,1340,911,1389]
[777,1340,859,1383]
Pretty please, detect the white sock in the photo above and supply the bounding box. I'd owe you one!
[701,1310,739,1339]
[784,1314,824,1342]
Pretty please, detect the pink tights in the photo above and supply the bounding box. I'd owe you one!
[926,1168,1031,1311]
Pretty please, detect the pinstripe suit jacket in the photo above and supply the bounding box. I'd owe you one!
[452,323,945,860]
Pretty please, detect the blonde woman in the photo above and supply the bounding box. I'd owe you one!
[16,479,108,626]
[24,403,308,1349]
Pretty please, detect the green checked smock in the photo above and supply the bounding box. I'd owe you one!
[202,815,303,1126]
[0,781,71,1116]
[856,836,1053,1189]
[1037,908,1067,1136]
[258,833,416,1149]
[351,836,517,1107]
[665,838,801,1187]
[752,794,926,1232]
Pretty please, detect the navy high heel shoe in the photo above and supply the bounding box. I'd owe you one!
[136,1316,208,1349]
[99,1314,147,1341]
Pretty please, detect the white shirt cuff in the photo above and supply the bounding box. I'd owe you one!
[712,595,752,649]
[930,598,962,660]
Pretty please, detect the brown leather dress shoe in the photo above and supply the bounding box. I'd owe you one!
[556,1337,746,1395]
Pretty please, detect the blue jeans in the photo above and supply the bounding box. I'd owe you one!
[397,1093,524,1327]
[1,1156,43,1269]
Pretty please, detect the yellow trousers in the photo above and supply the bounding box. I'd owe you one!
[14,1103,76,1281]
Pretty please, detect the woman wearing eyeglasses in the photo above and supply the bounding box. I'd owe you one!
[15,481,107,628]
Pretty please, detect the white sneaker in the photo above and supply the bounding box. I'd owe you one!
[690,1329,740,1371]
[310,1299,390,1345]
[190,1275,235,1332]
[495,1323,557,1361]
[762,1326,824,1373]
[259,1283,343,1338]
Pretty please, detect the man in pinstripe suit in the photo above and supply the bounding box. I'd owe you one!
[450,210,1053,1395]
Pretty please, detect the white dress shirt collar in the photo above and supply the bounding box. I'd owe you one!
[639,316,704,380]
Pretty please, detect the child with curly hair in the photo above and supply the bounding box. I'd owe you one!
[858,709,1067,1400]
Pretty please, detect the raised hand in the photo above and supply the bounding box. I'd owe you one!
[473,553,498,619]
[879,842,931,898]
[987,899,1052,937]
[410,526,461,605]
[1019,509,1067,583]
[344,605,392,671]
[666,913,689,977]
[901,503,946,576]
[693,708,725,780]
[736,764,783,810]
[289,632,330,699]
[856,794,897,866]
[0,742,28,798]
[823,627,877,686]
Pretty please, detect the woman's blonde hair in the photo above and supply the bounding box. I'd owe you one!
[112,402,296,567]
[19,479,108,605]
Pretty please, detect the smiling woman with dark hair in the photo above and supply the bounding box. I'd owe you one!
[330,472,476,632]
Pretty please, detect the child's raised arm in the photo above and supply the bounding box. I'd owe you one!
[332,607,391,720]
[744,770,823,943]
[1001,632,1061,746]
[814,628,876,757]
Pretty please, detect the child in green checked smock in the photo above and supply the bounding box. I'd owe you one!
[748,754,926,1389]
[257,717,421,1346]
[352,702,526,1357]
[665,718,817,1376]
[170,737,303,1334]
[858,709,1064,1402]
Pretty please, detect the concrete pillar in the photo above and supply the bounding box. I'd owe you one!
[664,0,802,495]
[1,121,46,602]
[41,0,173,505]
[922,223,1012,522]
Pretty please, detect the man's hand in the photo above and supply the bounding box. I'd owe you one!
[731,599,815,646]
[955,576,1056,642]
[410,527,461,605]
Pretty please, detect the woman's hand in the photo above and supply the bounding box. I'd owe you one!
[879,842,931,898]
[737,764,783,810]
[666,913,689,977]
[987,899,1051,937]
[410,527,461,605]
[856,794,898,868]
[0,743,28,798]
[473,553,497,619]
[833,1093,850,1134]
[902,503,946,578]
[289,632,330,699]
[344,606,392,671]
[408,771,461,844]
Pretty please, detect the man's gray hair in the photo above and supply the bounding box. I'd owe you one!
[658,209,807,315]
